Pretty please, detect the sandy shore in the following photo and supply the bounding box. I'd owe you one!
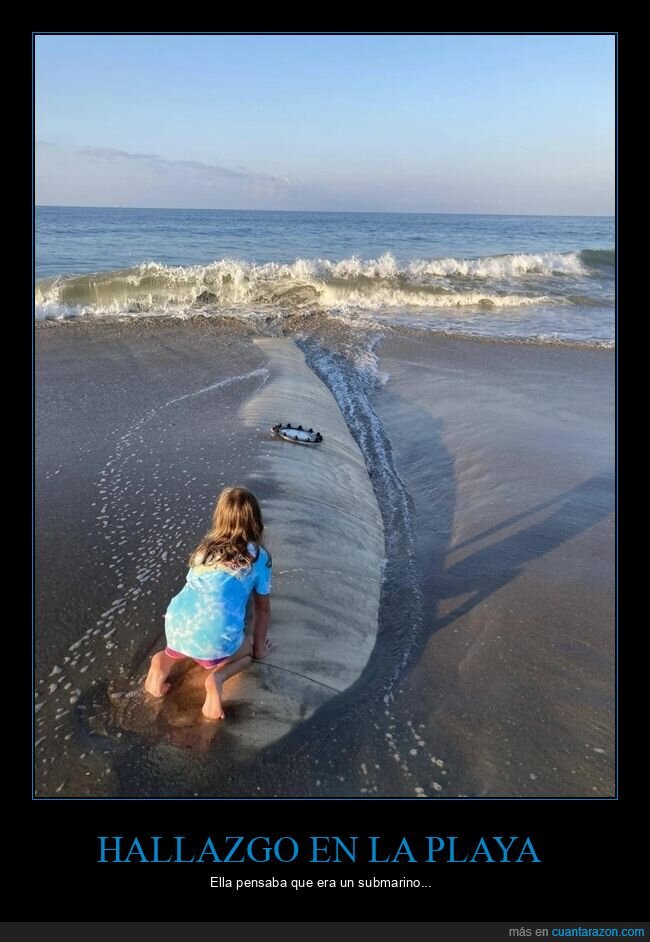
[370,333,615,796]
[36,317,270,794]
[35,318,614,797]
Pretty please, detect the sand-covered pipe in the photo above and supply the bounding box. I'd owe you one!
[223,338,385,751]
[106,337,384,757]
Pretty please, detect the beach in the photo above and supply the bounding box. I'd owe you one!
[35,315,614,798]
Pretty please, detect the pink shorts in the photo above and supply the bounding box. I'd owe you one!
[165,646,229,669]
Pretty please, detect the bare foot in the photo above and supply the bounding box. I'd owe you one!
[253,638,273,660]
[144,651,172,697]
[202,672,225,721]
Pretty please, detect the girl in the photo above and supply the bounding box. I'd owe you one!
[145,486,272,720]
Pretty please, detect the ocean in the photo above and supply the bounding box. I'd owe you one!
[36,207,614,346]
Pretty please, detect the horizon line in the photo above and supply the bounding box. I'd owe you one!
[35,204,614,219]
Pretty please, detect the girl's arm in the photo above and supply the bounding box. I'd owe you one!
[252,591,271,659]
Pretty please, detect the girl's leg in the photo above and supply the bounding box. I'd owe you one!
[145,650,182,697]
[202,638,253,720]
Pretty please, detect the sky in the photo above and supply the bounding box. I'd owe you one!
[35,33,615,215]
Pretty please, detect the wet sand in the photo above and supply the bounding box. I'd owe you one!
[36,317,269,794]
[370,333,615,796]
[35,318,614,797]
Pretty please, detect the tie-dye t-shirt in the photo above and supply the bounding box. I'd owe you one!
[164,543,272,660]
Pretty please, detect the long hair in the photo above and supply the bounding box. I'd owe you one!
[190,486,269,571]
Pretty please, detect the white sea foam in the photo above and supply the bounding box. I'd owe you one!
[34,251,603,320]
[164,368,268,405]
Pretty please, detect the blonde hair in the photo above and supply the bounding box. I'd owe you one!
[191,486,269,571]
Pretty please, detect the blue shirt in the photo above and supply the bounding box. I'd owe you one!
[164,543,272,659]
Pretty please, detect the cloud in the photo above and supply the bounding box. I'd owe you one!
[75,145,289,191]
